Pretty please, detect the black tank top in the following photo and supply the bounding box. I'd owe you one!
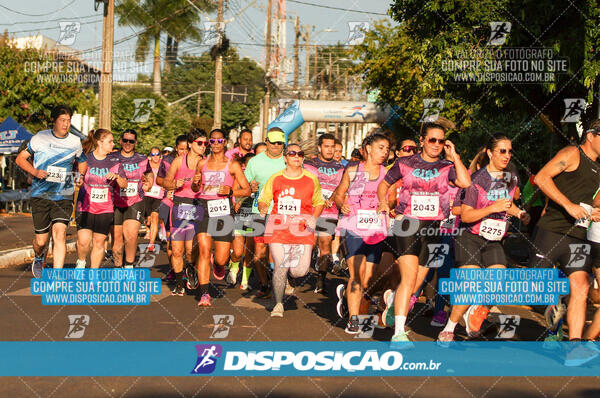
[537,147,600,239]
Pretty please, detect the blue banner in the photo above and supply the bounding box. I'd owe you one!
[1,342,598,376]
[267,100,305,142]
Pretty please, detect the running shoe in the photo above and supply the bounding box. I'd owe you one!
[375,312,387,329]
[271,303,284,317]
[382,289,395,327]
[185,263,199,290]
[171,284,185,296]
[314,273,327,294]
[226,267,238,286]
[75,259,86,270]
[162,269,175,282]
[213,264,226,281]
[331,259,342,275]
[390,331,414,349]
[31,255,46,278]
[431,310,448,327]
[198,293,212,307]
[436,330,454,348]
[147,243,155,253]
[543,323,564,350]
[564,341,599,367]
[336,284,348,318]
[256,285,272,299]
[240,281,249,291]
[345,315,360,334]
[124,264,134,269]
[544,302,567,333]
[104,250,113,261]
[284,279,295,296]
[463,305,490,337]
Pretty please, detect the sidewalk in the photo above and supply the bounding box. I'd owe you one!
[0,214,77,268]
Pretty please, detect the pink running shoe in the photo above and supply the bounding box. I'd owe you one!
[198,293,212,307]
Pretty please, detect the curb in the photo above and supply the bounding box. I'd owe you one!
[0,240,77,269]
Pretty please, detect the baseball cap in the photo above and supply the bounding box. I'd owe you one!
[162,146,174,152]
[266,129,285,143]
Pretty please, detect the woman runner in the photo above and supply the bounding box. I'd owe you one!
[144,146,164,252]
[192,128,250,306]
[377,121,470,346]
[258,143,325,317]
[75,129,127,268]
[163,129,208,295]
[334,133,392,334]
[437,134,529,345]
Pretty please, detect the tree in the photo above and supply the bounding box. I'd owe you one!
[115,0,215,95]
[111,87,192,153]
[0,41,96,133]
[162,49,265,132]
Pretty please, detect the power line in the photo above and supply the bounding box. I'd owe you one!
[287,0,388,16]
[0,1,77,17]
[0,14,98,26]
[7,20,103,35]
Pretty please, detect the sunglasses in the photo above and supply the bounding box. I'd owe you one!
[496,148,513,155]
[427,138,446,145]
[122,138,136,144]
[268,140,284,146]
[150,153,160,156]
[286,150,305,158]
[400,145,417,153]
[209,138,225,144]
[194,139,209,146]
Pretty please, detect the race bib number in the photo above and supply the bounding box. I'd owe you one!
[575,203,593,228]
[177,204,196,220]
[356,209,382,230]
[90,188,108,203]
[479,218,506,241]
[411,194,439,218]
[120,182,138,197]
[207,198,230,217]
[278,197,301,215]
[46,166,67,183]
[148,185,162,198]
[321,189,334,201]
[440,214,457,231]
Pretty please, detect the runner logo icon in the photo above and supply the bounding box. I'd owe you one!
[495,315,520,339]
[420,99,444,122]
[191,344,222,374]
[210,315,234,339]
[566,243,590,268]
[487,22,511,46]
[561,99,586,123]
[65,314,89,339]
[426,244,449,268]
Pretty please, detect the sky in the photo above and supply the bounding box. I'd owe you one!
[0,0,393,82]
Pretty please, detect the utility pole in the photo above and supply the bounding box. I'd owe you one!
[303,25,311,94]
[262,0,273,138]
[213,0,224,129]
[196,86,202,118]
[293,16,299,93]
[313,45,318,97]
[328,52,332,99]
[98,0,114,130]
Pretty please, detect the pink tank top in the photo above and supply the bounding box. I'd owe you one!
[174,154,200,199]
[145,166,164,199]
[338,162,387,244]
[199,157,235,200]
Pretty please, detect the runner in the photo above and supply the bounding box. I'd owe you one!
[436,134,528,345]
[144,147,163,252]
[192,128,251,306]
[334,140,348,167]
[15,105,87,277]
[254,142,267,155]
[156,134,189,281]
[229,153,256,287]
[529,119,600,365]
[377,121,470,346]
[333,133,391,334]
[162,129,208,295]
[225,128,253,159]
[243,128,287,298]
[303,133,345,295]
[75,129,127,268]
[109,129,152,269]
[258,143,325,317]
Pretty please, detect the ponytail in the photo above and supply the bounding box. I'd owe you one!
[82,128,112,154]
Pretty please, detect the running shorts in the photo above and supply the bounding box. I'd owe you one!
[114,201,145,225]
[76,211,113,235]
[342,229,384,264]
[144,196,161,217]
[392,218,448,268]
[455,231,507,267]
[196,198,234,242]
[528,227,592,276]
[31,197,72,234]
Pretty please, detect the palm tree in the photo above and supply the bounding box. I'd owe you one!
[115,0,215,94]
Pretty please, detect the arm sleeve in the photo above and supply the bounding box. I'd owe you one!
[244,158,255,183]
[75,141,86,163]
[448,164,457,183]
[384,159,402,185]
[258,174,276,205]
[27,137,36,155]
[462,185,478,208]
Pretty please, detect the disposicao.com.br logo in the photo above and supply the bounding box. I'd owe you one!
[191,344,441,375]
